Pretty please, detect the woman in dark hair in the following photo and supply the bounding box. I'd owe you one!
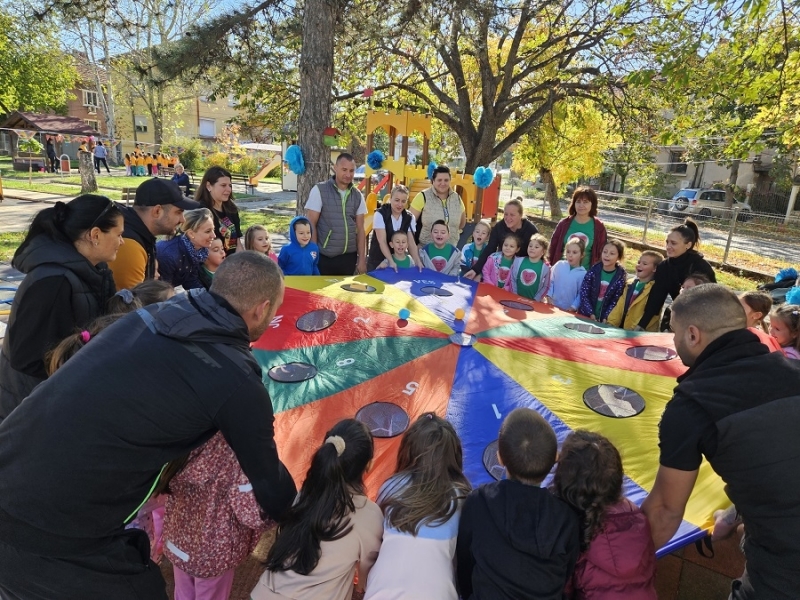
[409,165,467,248]
[547,186,608,269]
[194,166,241,255]
[552,430,656,599]
[252,419,383,600]
[635,217,716,330]
[0,195,122,419]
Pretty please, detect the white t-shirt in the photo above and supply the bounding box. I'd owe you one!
[373,211,416,233]
[306,185,367,215]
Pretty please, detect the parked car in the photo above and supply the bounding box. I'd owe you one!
[667,188,753,221]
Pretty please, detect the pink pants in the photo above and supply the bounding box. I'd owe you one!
[173,566,235,600]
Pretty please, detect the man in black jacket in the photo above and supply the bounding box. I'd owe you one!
[0,252,297,600]
[642,284,800,599]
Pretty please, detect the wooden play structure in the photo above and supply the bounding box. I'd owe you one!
[363,109,501,223]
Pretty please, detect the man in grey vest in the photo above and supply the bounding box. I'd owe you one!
[305,153,367,275]
[642,284,800,599]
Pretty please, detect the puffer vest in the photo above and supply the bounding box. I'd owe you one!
[314,178,362,257]
[418,188,463,247]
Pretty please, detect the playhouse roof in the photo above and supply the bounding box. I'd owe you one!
[0,111,99,136]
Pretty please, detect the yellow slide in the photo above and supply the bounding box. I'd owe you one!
[248,156,282,187]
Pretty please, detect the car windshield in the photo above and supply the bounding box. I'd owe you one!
[673,190,697,199]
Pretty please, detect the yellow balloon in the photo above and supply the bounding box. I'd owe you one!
[454,308,465,320]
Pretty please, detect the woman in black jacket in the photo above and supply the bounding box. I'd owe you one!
[0,195,122,420]
[636,218,716,330]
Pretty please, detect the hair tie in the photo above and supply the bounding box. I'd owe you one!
[115,289,134,304]
[325,435,346,457]
[80,330,91,343]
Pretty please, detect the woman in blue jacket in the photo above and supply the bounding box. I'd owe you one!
[157,208,216,290]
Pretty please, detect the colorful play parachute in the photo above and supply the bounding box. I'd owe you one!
[252,270,728,555]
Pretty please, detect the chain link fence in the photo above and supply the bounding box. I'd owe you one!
[589,191,797,276]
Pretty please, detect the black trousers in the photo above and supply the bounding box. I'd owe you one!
[94,157,110,173]
[318,252,358,276]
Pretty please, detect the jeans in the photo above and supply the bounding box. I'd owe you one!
[94,157,110,173]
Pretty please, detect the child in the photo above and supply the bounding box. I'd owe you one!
[124,153,132,176]
[578,239,627,321]
[606,250,663,331]
[377,230,416,269]
[456,408,580,599]
[136,152,145,176]
[278,216,320,275]
[512,233,551,302]
[739,291,772,331]
[681,271,712,292]
[163,430,277,599]
[546,237,587,312]
[769,304,800,359]
[552,430,656,600]
[245,224,279,262]
[461,221,491,275]
[364,413,471,600]
[419,220,462,276]
[482,233,520,291]
[106,280,176,314]
[252,419,383,600]
[199,238,226,290]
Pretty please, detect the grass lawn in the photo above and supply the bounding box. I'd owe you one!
[240,211,293,235]
[1,179,123,200]
[0,232,25,263]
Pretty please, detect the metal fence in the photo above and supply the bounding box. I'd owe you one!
[538,191,799,276]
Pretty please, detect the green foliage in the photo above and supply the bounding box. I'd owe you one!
[230,155,259,175]
[0,10,78,113]
[626,163,673,199]
[169,137,204,171]
[18,137,43,154]
[204,151,231,170]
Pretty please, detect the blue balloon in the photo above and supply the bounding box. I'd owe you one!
[399,308,411,320]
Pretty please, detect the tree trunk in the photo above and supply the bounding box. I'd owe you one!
[295,0,336,214]
[725,159,740,208]
[79,152,98,193]
[540,168,561,220]
[619,173,627,194]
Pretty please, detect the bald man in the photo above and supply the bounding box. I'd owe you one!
[642,284,800,599]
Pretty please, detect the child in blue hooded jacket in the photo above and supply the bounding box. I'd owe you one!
[278,216,320,275]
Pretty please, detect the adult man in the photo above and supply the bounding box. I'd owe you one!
[107,177,199,289]
[0,252,297,600]
[642,284,800,599]
[305,153,367,275]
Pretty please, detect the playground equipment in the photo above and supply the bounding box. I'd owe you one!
[363,110,501,223]
[248,155,282,189]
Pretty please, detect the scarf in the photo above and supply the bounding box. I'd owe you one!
[180,234,209,266]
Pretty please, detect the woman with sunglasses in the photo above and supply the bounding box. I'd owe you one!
[0,195,123,420]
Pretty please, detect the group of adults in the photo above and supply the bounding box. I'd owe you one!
[0,156,798,600]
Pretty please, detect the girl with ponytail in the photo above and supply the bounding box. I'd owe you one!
[252,419,383,600]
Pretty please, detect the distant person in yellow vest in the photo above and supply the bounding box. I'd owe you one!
[409,165,466,248]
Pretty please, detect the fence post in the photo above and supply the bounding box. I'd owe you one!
[723,207,740,265]
[642,199,653,244]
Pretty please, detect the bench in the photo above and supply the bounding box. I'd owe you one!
[228,173,256,195]
[121,187,137,206]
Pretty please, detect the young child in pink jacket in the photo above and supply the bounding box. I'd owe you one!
[482,233,521,291]
[163,432,276,599]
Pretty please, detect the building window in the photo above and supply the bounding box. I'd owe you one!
[227,95,237,107]
[199,118,216,138]
[135,116,148,133]
[82,90,99,107]
[667,150,687,174]
[85,120,100,131]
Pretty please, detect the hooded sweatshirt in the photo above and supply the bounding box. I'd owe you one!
[278,216,320,275]
[456,480,580,600]
[0,289,296,548]
[0,235,115,419]
[567,499,656,600]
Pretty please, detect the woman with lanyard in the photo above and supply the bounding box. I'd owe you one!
[463,198,538,281]
[409,165,466,248]
[367,184,423,271]
[634,218,716,331]
[547,186,608,270]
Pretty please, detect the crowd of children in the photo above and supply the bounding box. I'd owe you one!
[124,150,177,177]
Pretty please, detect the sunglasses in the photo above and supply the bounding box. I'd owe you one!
[89,198,118,230]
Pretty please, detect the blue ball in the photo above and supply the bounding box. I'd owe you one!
[399,308,411,320]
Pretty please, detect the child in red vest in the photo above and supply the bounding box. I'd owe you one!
[553,430,656,599]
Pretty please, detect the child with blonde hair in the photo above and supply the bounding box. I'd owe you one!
[482,233,521,291]
[769,304,800,359]
[546,237,587,312]
[606,250,663,331]
[461,221,491,275]
[739,291,772,332]
[245,224,278,262]
[512,233,551,301]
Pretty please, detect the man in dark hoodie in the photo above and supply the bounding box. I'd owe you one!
[107,178,199,290]
[643,284,800,599]
[457,408,580,600]
[0,252,297,600]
